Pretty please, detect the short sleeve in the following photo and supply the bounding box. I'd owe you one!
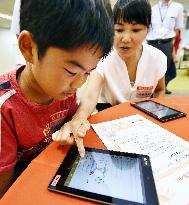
[157,51,167,80]
[95,58,107,78]
[175,4,184,30]
[0,108,17,174]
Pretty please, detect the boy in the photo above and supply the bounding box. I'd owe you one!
[0,0,114,197]
[53,0,166,149]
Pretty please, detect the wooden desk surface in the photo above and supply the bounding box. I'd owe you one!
[0,96,189,205]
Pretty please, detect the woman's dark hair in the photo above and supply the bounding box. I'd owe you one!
[20,0,114,59]
[113,0,151,27]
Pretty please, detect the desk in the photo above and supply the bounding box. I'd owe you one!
[0,96,189,205]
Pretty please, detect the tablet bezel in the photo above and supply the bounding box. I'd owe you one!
[48,146,159,205]
[131,100,186,122]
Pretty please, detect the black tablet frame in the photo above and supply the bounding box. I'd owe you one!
[48,146,159,205]
[131,100,186,122]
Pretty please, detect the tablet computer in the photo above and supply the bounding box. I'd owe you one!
[131,100,186,122]
[48,146,159,205]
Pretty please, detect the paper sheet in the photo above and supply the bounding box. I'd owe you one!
[91,114,189,175]
[156,162,189,205]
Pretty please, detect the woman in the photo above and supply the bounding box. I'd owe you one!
[52,0,167,150]
[95,0,166,108]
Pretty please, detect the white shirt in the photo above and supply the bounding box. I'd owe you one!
[95,44,167,106]
[147,1,183,40]
[11,0,20,35]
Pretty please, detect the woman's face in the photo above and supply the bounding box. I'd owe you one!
[114,21,148,59]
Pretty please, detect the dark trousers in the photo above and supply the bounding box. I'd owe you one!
[166,59,176,85]
[148,41,176,86]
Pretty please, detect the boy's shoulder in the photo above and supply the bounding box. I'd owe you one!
[0,67,21,107]
[1,65,19,82]
[0,70,15,94]
[0,66,24,91]
[0,80,12,91]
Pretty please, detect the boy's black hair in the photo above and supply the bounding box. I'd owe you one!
[20,0,114,59]
[113,0,151,27]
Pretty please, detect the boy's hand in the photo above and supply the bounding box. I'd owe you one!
[52,118,90,157]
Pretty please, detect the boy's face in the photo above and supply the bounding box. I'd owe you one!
[32,45,102,101]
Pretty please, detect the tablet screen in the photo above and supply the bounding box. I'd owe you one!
[49,146,159,205]
[64,151,145,204]
[135,101,178,118]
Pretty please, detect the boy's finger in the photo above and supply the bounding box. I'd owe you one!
[52,131,59,141]
[59,135,74,145]
[52,125,74,144]
[74,136,85,157]
[59,127,74,144]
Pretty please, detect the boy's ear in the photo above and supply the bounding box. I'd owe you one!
[18,30,38,64]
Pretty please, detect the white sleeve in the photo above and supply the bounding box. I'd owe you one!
[10,0,21,35]
[157,52,167,79]
[95,58,106,78]
[175,4,184,30]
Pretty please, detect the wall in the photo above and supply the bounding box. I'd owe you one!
[0,29,24,75]
[110,0,189,10]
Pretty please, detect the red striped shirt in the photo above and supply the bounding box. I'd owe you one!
[0,66,78,174]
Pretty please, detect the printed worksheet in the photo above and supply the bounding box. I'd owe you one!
[156,163,189,205]
[91,114,189,176]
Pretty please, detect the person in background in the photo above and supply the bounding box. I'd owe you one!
[53,0,167,148]
[147,0,184,94]
[0,0,114,197]
[11,0,20,37]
